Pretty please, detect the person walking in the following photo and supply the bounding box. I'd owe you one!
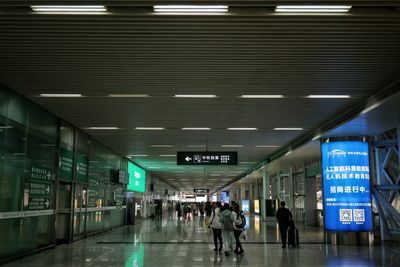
[232,203,244,254]
[220,203,235,256]
[209,201,223,251]
[276,201,293,248]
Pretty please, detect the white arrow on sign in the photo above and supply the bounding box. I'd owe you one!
[44,199,50,208]
[46,185,51,194]
[185,156,192,162]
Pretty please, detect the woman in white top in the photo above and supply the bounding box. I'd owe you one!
[209,201,222,251]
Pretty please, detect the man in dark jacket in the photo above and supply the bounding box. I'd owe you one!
[275,201,293,248]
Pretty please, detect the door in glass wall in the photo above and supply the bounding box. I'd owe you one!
[56,181,72,243]
[73,184,87,240]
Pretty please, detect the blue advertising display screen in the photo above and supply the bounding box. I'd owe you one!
[321,141,372,232]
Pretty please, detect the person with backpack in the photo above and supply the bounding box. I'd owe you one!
[209,201,222,251]
[220,203,235,256]
[232,203,245,254]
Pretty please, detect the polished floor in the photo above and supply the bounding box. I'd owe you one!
[3,215,400,266]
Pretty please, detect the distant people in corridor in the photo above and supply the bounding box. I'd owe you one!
[276,201,293,248]
[205,202,212,226]
[220,203,235,256]
[176,202,182,220]
[209,201,222,251]
[232,203,245,254]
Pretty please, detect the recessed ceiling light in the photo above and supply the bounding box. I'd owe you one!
[361,103,382,115]
[108,94,149,97]
[273,128,304,131]
[135,127,165,130]
[285,151,293,156]
[307,95,351,98]
[154,5,228,15]
[150,145,174,148]
[174,95,217,98]
[85,127,120,130]
[182,127,211,130]
[31,5,107,14]
[275,5,352,13]
[159,155,176,157]
[227,128,258,131]
[240,95,284,98]
[312,135,322,141]
[40,93,82,97]
[221,145,243,148]
[180,178,189,181]
[128,154,149,157]
[255,145,280,148]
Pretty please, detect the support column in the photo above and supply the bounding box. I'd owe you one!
[262,169,270,221]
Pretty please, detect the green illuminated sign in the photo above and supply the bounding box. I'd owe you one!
[127,162,146,193]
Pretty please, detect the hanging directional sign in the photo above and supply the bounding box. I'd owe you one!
[177,152,238,165]
[194,189,209,193]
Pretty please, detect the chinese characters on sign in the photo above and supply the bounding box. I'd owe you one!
[321,140,373,232]
[177,152,238,165]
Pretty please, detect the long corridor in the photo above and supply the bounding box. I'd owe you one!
[4,215,399,267]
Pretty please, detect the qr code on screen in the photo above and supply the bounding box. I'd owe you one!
[353,209,365,222]
[339,209,352,222]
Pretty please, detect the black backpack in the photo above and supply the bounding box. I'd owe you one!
[235,211,246,229]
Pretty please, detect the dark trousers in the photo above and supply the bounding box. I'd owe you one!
[212,228,222,249]
[233,229,244,252]
[279,223,289,246]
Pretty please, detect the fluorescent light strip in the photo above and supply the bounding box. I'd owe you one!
[40,94,82,97]
[221,145,243,148]
[241,95,284,98]
[276,5,351,13]
[154,5,228,13]
[186,145,207,148]
[174,95,216,98]
[273,128,304,131]
[135,127,165,130]
[108,94,149,97]
[150,145,174,148]
[31,5,107,14]
[128,155,148,157]
[182,127,211,130]
[307,95,350,98]
[148,166,161,169]
[85,127,119,130]
[227,128,258,131]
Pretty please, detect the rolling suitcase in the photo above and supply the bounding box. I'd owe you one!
[287,220,299,247]
[288,228,295,247]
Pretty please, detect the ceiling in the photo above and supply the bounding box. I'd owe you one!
[0,1,399,192]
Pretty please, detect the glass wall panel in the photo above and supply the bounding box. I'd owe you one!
[0,85,58,260]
